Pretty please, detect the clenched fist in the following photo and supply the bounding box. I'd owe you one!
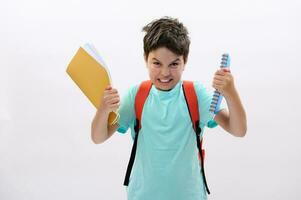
[212,69,235,98]
[99,85,120,114]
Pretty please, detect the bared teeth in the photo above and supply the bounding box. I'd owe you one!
[159,79,171,83]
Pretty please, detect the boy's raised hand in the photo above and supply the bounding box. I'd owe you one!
[99,85,120,114]
[212,69,236,98]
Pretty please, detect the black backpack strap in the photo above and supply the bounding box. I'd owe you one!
[123,80,152,186]
[182,81,210,194]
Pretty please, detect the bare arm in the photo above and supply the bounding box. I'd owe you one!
[91,86,120,144]
[212,69,247,137]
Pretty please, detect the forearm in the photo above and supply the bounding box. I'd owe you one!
[224,88,247,137]
[212,69,247,137]
[91,86,120,144]
[91,108,111,144]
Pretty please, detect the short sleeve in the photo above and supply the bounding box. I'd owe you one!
[117,85,138,134]
[194,82,226,131]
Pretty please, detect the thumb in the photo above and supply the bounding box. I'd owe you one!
[223,68,231,73]
[105,85,112,90]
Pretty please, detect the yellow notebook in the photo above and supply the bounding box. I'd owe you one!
[66,43,119,125]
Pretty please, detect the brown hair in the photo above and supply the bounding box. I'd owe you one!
[142,16,190,63]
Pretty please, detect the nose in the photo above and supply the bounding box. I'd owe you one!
[161,67,170,77]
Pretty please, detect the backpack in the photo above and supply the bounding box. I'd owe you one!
[123,80,211,194]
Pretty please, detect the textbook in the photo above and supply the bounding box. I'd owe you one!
[66,43,119,125]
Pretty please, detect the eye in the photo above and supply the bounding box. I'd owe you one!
[152,62,161,67]
[170,63,179,68]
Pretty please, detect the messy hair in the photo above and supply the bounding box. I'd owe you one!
[142,17,190,63]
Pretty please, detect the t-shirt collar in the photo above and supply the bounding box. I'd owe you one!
[151,80,182,99]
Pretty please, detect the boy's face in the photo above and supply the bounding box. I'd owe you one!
[145,47,186,91]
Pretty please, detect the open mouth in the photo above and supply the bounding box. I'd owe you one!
[158,79,173,83]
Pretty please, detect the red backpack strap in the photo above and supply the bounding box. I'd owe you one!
[124,80,152,186]
[182,80,210,194]
[134,80,153,132]
[182,81,199,131]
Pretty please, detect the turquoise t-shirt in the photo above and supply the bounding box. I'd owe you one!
[117,80,222,200]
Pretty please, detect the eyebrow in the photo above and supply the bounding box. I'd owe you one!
[152,58,180,64]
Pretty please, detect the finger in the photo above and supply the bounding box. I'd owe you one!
[107,88,118,95]
[103,92,112,99]
[107,97,120,104]
[111,89,118,94]
[212,84,223,91]
[109,102,120,111]
[106,93,119,99]
[213,75,225,81]
[103,90,111,96]
[104,89,118,97]
[212,80,225,88]
[215,70,226,76]
[110,101,120,107]
[103,95,116,104]
[105,85,112,90]
[213,79,224,85]
[111,94,120,99]
[103,92,119,102]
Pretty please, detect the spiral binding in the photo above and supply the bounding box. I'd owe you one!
[209,54,230,114]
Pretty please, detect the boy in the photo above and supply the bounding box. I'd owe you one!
[91,17,247,200]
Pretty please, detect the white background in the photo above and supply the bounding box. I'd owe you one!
[0,0,300,199]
